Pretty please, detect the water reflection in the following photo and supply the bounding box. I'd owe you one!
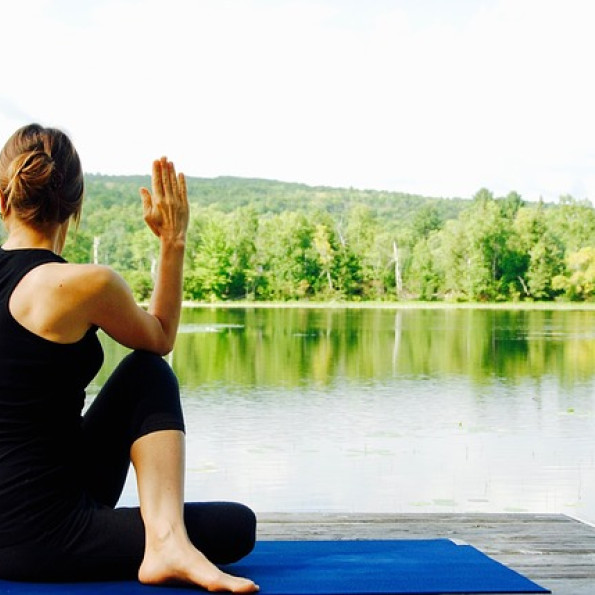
[90,307,595,522]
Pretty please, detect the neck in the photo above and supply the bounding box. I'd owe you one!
[2,218,66,254]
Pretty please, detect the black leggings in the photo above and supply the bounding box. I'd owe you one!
[1,351,256,582]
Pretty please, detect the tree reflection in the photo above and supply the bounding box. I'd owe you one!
[92,308,595,391]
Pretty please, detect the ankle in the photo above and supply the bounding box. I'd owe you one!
[145,518,187,546]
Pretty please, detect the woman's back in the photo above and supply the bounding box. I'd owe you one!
[0,247,103,546]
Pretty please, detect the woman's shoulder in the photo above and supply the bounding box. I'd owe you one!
[25,261,122,298]
[9,262,127,343]
[61,262,115,281]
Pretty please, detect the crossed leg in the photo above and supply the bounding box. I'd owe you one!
[81,351,259,591]
[133,430,259,592]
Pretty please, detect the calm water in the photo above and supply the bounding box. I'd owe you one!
[89,307,595,523]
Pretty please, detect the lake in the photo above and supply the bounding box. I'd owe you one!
[89,306,595,524]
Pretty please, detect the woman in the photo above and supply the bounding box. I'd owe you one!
[0,123,258,592]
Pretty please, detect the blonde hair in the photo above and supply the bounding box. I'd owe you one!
[0,124,84,225]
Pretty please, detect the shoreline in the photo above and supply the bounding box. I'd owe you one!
[181,300,595,311]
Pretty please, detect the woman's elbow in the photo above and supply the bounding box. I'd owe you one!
[128,331,175,356]
[151,337,175,356]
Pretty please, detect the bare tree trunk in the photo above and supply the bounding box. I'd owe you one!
[93,236,100,264]
[518,275,530,297]
[335,221,346,248]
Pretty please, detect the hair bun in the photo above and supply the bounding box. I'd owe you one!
[7,150,54,194]
[50,169,63,191]
[4,150,59,221]
[0,123,84,225]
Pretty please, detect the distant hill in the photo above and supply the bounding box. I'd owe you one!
[83,174,470,225]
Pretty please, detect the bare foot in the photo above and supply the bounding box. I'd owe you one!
[139,531,258,592]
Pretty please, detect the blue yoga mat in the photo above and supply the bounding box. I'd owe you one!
[0,539,550,594]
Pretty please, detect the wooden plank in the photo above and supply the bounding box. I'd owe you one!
[256,513,595,595]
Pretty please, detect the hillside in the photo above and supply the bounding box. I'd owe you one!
[83,174,469,224]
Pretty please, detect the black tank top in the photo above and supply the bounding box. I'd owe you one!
[0,248,103,546]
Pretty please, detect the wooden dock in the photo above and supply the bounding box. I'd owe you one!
[256,513,595,595]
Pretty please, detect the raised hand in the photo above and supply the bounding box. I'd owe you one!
[140,157,189,245]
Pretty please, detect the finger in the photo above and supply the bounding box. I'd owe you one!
[161,157,173,199]
[177,172,189,227]
[139,187,152,214]
[167,161,179,197]
[151,159,164,200]
[178,172,187,202]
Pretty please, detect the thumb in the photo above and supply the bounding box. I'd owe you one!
[139,187,152,215]
[140,187,160,237]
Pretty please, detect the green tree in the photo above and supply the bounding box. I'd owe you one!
[547,195,595,253]
[411,204,443,239]
[460,190,511,300]
[345,205,377,295]
[552,247,595,301]
[313,223,335,293]
[510,203,547,298]
[256,212,319,300]
[526,233,565,299]
[227,207,259,299]
[62,228,93,264]
[500,191,524,220]
[436,218,468,299]
[192,215,234,300]
[408,236,441,300]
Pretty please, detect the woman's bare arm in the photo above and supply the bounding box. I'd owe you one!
[140,157,189,350]
[85,157,189,354]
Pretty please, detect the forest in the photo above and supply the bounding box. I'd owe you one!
[14,174,595,303]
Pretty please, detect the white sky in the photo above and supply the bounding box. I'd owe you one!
[1,0,595,201]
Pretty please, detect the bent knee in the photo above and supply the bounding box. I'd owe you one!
[122,351,178,389]
[229,504,257,562]
[184,502,257,564]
